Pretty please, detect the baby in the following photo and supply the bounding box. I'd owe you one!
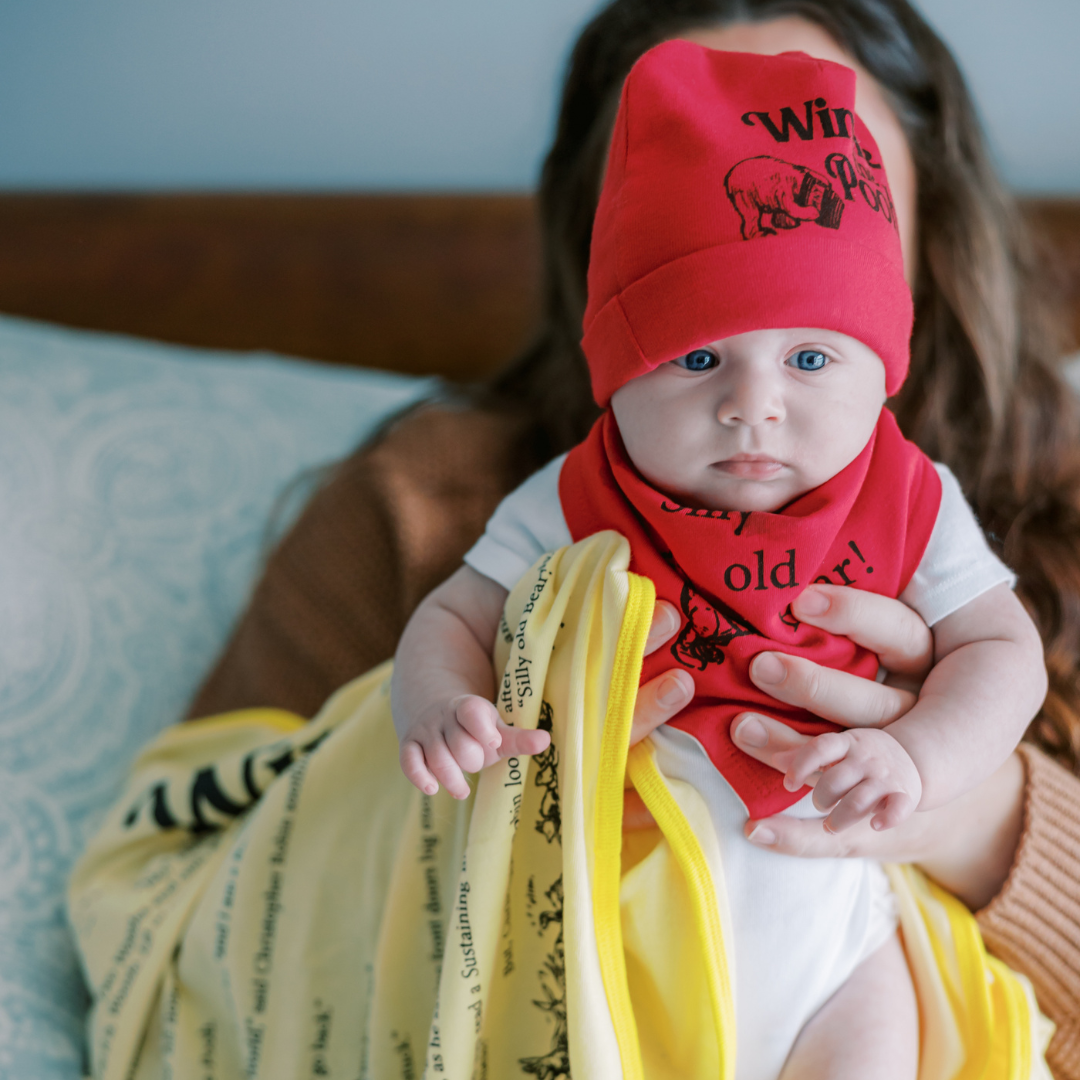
[391,44,1046,1080]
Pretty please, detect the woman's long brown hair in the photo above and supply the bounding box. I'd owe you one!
[481,0,1080,770]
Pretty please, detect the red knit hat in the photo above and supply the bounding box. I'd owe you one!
[582,42,913,405]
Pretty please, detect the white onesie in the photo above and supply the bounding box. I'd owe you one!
[464,453,1014,1080]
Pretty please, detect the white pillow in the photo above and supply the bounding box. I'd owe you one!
[0,315,436,1078]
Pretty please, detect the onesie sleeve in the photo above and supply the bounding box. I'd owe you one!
[899,463,1016,626]
[463,453,572,591]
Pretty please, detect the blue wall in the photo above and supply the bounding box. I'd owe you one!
[0,0,1076,193]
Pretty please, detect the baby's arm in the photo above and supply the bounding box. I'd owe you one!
[391,565,551,800]
[785,583,1047,832]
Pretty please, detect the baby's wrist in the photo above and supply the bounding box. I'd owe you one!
[880,721,937,808]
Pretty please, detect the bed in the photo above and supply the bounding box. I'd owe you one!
[0,194,1076,375]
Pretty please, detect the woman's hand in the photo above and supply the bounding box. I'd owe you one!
[622,599,694,829]
[629,599,695,744]
[622,584,932,829]
[742,583,933,724]
[728,584,1025,909]
[621,582,934,751]
[623,584,1027,910]
[736,711,1025,909]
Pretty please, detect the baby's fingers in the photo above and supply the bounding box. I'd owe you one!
[823,778,892,833]
[811,758,869,812]
[870,791,916,832]
[784,731,850,792]
[444,722,490,776]
[495,722,551,760]
[400,740,440,796]
[421,734,473,801]
[453,695,503,751]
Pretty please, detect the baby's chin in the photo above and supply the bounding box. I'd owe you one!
[681,474,811,514]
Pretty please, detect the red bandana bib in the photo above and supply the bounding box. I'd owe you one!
[560,409,942,817]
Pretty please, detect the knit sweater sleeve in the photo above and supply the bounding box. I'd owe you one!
[977,742,1080,1078]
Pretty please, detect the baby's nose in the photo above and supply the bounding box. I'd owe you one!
[716,375,784,426]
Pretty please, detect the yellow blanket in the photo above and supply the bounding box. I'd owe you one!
[69,532,1052,1079]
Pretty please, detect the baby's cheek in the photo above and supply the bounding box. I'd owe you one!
[796,407,878,483]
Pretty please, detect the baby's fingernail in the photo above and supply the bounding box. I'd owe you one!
[795,587,830,616]
[748,824,777,846]
[783,775,800,792]
[752,653,786,685]
[425,783,438,795]
[657,674,690,707]
[871,818,885,831]
[733,715,769,748]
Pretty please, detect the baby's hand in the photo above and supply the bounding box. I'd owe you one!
[398,694,551,801]
[781,727,922,833]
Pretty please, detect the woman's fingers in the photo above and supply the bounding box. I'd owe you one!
[628,602,692,747]
[748,651,917,728]
[746,813,887,857]
[745,782,919,848]
[742,755,1025,910]
[731,713,818,777]
[791,585,933,678]
[644,600,681,656]
[629,668,695,746]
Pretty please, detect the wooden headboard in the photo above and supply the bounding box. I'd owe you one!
[0,194,1076,382]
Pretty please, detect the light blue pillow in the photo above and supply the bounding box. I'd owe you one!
[0,315,437,1078]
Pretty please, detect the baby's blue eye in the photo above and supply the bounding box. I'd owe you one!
[791,349,828,371]
[677,349,717,371]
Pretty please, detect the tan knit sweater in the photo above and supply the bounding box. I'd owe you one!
[190,404,1080,1076]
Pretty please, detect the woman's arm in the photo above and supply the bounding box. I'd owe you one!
[730,710,1025,909]
[768,582,1046,833]
[690,582,1027,905]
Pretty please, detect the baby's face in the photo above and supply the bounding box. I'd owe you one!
[610,328,887,513]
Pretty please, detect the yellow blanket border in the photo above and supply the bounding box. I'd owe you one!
[591,571,738,1080]
[591,571,653,1080]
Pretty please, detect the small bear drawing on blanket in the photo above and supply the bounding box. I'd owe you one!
[725,155,845,240]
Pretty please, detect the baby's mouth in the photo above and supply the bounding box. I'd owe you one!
[711,454,785,480]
